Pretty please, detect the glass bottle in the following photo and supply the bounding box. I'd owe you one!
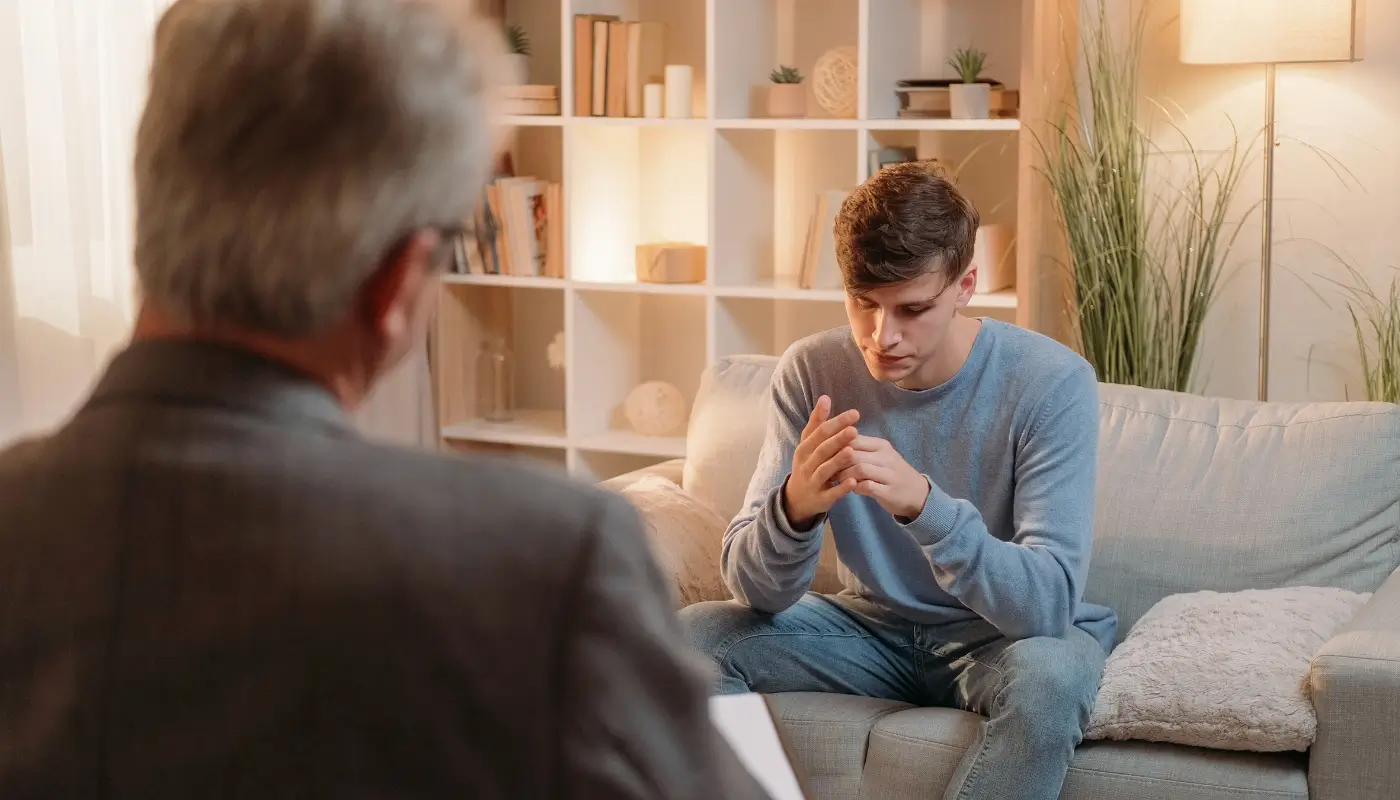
[476,337,515,423]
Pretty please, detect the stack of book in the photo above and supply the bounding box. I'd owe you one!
[894,79,1020,119]
[572,14,666,117]
[455,168,564,279]
[502,84,559,116]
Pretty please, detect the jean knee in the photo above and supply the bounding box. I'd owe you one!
[677,600,766,660]
[1003,634,1104,715]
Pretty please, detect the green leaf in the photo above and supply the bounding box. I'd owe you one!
[770,65,803,84]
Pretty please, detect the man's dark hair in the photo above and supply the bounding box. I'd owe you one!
[834,160,980,293]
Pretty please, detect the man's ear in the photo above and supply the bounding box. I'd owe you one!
[955,266,979,307]
[361,229,440,340]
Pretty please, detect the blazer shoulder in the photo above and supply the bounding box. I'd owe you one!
[339,437,624,549]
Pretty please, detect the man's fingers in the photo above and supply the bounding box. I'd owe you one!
[853,479,884,498]
[819,477,857,504]
[850,434,886,452]
[807,426,857,469]
[795,407,860,459]
[801,395,831,439]
[815,408,860,440]
[812,444,858,486]
[837,461,894,486]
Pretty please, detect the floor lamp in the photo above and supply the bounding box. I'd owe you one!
[1179,0,1365,401]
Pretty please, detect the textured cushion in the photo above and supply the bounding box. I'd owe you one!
[1090,384,1400,639]
[844,704,1309,800]
[619,476,730,607]
[683,354,779,520]
[1086,586,1372,752]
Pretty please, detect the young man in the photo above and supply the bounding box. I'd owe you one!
[681,161,1118,800]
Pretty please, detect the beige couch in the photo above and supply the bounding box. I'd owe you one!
[606,354,1400,800]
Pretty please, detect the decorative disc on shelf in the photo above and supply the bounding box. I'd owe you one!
[812,45,858,119]
[624,381,687,437]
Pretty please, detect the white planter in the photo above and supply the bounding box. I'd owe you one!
[505,53,529,85]
[949,82,991,119]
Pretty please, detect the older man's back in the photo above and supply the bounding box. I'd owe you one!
[0,338,760,798]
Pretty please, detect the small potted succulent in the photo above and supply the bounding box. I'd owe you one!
[946,46,990,119]
[505,23,530,85]
[767,65,806,118]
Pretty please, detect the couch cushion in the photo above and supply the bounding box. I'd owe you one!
[618,475,731,607]
[1086,586,1372,752]
[1091,384,1400,640]
[683,354,779,520]
[852,705,1308,800]
[765,693,909,800]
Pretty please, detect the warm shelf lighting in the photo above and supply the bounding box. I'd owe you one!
[1180,0,1364,65]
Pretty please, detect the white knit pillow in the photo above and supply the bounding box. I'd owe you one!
[1086,586,1371,752]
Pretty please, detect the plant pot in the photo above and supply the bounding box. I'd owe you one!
[949,82,991,119]
[505,53,529,85]
[767,83,806,118]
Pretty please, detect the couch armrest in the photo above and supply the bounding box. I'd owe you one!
[1308,566,1400,800]
[599,458,686,493]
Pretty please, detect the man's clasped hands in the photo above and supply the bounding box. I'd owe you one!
[781,395,932,530]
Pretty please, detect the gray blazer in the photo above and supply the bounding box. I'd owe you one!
[0,339,770,799]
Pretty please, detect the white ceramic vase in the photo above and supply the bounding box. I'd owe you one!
[949,82,991,119]
[505,53,529,85]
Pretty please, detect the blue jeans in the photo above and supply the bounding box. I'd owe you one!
[679,593,1106,800]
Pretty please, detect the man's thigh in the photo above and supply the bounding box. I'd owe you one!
[679,593,922,702]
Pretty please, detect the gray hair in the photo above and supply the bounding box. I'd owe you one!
[133,0,502,336]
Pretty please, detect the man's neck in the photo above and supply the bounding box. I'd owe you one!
[130,304,369,410]
[897,314,984,391]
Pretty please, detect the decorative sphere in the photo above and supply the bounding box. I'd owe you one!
[812,46,858,118]
[624,381,687,437]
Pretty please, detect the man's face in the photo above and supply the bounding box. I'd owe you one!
[844,267,976,385]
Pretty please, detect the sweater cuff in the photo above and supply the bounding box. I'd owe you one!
[898,475,961,544]
[772,476,825,540]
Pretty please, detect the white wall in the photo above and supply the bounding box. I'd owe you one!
[1133,0,1400,402]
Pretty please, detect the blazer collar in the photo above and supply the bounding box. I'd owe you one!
[83,338,352,435]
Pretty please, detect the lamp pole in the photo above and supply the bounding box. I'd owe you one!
[1258,62,1277,402]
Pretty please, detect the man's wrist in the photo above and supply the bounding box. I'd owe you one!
[895,475,933,524]
[780,477,820,533]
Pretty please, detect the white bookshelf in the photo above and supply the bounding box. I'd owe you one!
[437,0,1071,481]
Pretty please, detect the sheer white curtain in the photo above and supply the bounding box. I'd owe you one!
[0,0,170,446]
[0,0,437,449]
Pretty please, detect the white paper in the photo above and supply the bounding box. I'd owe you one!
[709,694,806,800]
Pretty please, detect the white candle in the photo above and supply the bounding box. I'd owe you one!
[664,64,692,119]
[643,83,664,118]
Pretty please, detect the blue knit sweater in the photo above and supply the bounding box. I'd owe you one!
[721,320,1118,649]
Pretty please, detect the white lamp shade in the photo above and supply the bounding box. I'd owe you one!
[1180,0,1364,64]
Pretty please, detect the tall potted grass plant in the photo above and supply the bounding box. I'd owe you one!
[1331,265,1400,403]
[1036,0,1255,393]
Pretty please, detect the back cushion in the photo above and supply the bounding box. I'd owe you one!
[1089,384,1400,641]
[683,354,779,520]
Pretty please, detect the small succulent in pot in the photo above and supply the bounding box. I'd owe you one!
[767,65,806,118]
[946,46,991,119]
[770,65,804,84]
